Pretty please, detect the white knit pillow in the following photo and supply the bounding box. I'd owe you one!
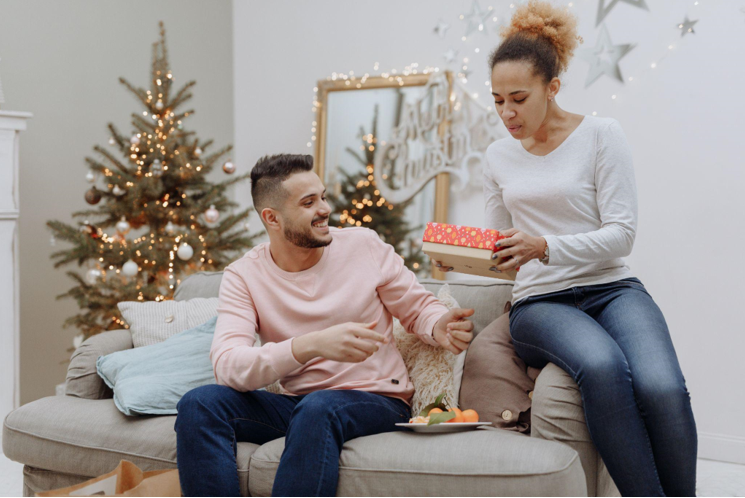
[393,284,466,416]
[118,298,219,348]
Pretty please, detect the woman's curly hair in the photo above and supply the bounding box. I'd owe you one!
[489,0,584,83]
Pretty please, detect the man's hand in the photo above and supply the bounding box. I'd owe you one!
[292,321,388,364]
[433,308,475,355]
[491,228,547,272]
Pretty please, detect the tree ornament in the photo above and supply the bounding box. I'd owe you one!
[177,122,183,130]
[85,268,102,285]
[155,100,164,110]
[79,222,102,239]
[85,187,102,205]
[112,185,125,196]
[194,147,202,157]
[115,216,131,234]
[165,221,177,235]
[122,259,139,277]
[73,334,84,350]
[177,242,194,261]
[243,220,250,232]
[108,137,116,145]
[204,205,220,223]
[50,235,56,247]
[86,171,95,183]
[151,159,163,177]
[130,135,140,145]
[222,161,236,174]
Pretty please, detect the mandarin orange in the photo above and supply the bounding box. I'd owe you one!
[462,409,479,423]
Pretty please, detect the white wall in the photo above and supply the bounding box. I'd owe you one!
[233,0,745,463]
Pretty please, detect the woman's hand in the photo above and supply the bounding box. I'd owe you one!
[491,228,547,272]
[433,308,475,354]
[431,259,454,272]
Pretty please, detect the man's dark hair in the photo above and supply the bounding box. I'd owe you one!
[250,154,314,213]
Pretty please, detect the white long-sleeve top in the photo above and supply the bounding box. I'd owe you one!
[484,115,638,305]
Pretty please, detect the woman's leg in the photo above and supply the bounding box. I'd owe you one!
[271,389,411,497]
[175,384,301,497]
[510,297,666,496]
[586,280,697,496]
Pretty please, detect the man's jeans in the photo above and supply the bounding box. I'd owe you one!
[174,386,411,496]
[509,277,697,497]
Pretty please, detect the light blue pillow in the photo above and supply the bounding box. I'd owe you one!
[97,316,217,416]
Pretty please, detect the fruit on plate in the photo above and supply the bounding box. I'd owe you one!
[407,393,481,425]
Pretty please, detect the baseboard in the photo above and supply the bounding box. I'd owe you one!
[698,432,745,465]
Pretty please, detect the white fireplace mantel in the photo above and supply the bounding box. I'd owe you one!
[1,110,32,422]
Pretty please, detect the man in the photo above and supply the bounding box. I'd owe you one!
[175,154,474,497]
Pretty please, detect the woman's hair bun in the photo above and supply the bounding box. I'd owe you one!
[499,0,583,75]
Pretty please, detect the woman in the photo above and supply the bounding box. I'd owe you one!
[437,1,697,496]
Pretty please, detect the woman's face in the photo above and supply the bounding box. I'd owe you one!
[490,61,555,139]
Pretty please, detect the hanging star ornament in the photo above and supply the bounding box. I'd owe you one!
[677,16,698,37]
[596,0,649,27]
[443,48,459,64]
[579,24,635,88]
[433,19,450,38]
[462,0,491,37]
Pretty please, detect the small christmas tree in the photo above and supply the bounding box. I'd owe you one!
[47,22,261,346]
[327,105,427,275]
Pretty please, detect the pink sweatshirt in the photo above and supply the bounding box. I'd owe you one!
[210,227,449,405]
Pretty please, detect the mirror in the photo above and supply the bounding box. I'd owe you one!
[314,72,452,279]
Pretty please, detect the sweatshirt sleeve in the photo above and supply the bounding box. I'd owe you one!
[210,265,304,392]
[483,158,514,232]
[541,119,638,266]
[366,229,448,347]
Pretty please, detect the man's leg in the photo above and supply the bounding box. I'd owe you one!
[271,389,411,497]
[175,384,302,497]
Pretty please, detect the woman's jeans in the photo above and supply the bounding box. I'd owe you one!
[174,386,411,497]
[509,277,697,497]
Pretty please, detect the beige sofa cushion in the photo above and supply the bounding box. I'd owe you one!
[1,396,260,496]
[248,429,587,496]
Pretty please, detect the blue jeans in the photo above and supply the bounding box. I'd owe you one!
[509,277,697,497]
[174,386,411,496]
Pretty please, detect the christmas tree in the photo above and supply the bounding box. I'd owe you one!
[327,105,427,275]
[47,22,261,346]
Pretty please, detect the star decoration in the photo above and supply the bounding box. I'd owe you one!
[596,0,649,27]
[442,48,459,64]
[579,24,635,88]
[462,0,491,37]
[433,19,450,38]
[677,16,698,37]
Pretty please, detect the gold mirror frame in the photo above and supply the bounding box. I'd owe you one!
[313,72,453,280]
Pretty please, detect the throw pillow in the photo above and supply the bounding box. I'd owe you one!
[458,312,543,434]
[96,316,218,416]
[118,297,219,348]
[393,284,465,416]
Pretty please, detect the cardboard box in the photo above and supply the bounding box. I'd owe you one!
[422,222,518,280]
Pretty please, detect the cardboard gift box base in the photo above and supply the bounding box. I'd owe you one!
[36,460,180,497]
[423,240,518,280]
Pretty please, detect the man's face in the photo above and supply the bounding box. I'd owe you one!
[277,171,332,249]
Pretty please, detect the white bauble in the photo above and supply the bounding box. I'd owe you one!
[130,135,140,145]
[108,137,116,145]
[204,205,220,223]
[151,159,163,177]
[73,334,84,350]
[155,100,164,110]
[112,185,125,196]
[122,259,139,277]
[177,242,194,261]
[194,147,202,157]
[165,221,177,235]
[116,216,130,234]
[85,268,102,285]
[86,171,95,183]
[222,161,236,174]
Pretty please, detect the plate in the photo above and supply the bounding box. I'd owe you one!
[395,422,493,433]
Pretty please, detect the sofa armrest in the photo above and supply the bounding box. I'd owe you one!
[65,329,133,400]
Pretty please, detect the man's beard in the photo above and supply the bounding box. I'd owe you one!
[283,220,331,249]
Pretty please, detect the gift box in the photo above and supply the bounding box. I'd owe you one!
[422,222,518,280]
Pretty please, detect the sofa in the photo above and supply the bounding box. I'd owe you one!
[3,271,621,497]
